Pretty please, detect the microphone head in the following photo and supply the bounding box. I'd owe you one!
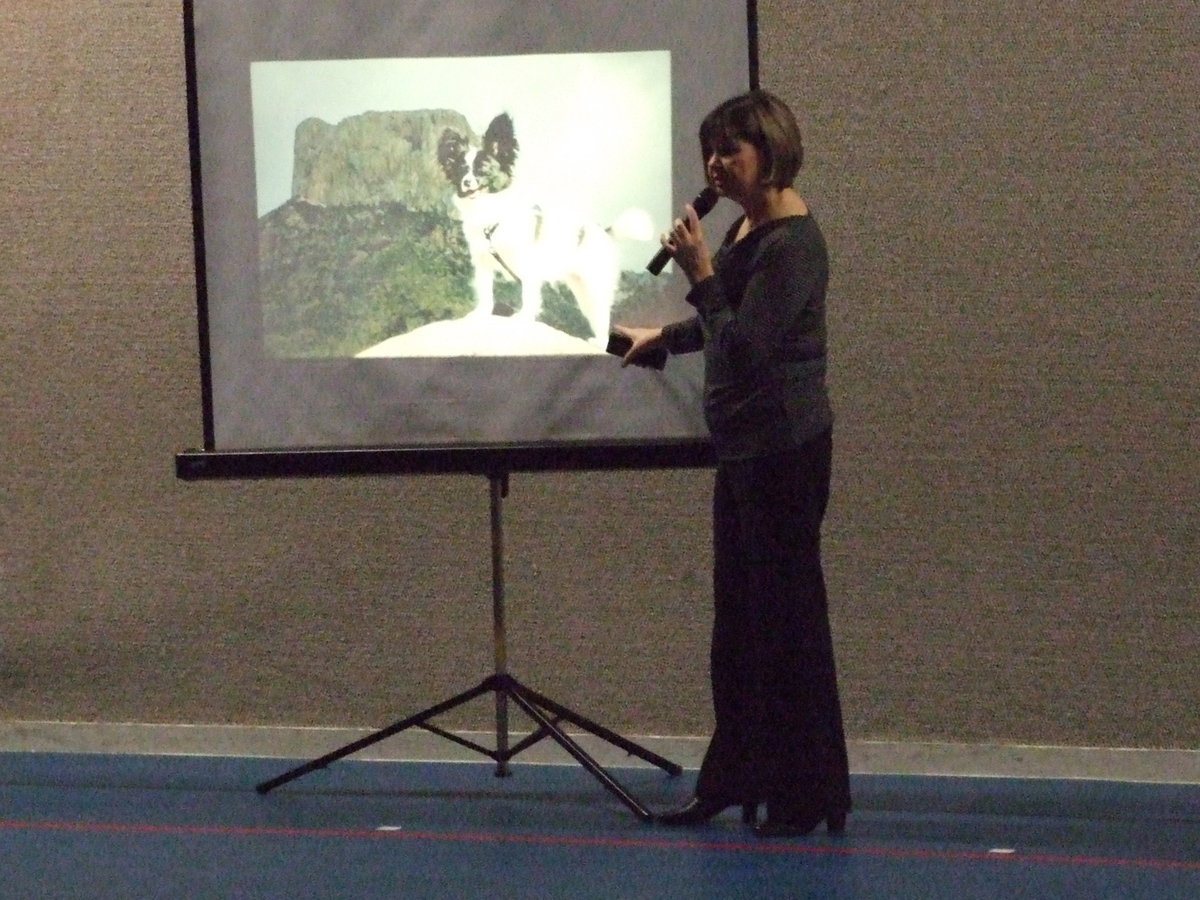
[694,187,719,218]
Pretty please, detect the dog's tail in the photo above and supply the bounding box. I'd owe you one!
[607,207,655,243]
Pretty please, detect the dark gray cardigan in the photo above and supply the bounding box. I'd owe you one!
[661,213,832,460]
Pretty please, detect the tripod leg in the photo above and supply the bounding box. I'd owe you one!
[255,680,494,794]
[516,681,683,776]
[505,685,654,822]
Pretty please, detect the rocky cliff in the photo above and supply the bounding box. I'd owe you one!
[291,109,472,213]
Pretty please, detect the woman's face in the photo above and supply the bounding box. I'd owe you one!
[705,136,763,205]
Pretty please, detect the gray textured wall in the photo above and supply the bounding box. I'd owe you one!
[1,1,1196,748]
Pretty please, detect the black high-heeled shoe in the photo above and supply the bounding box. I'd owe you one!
[751,805,847,838]
[656,796,758,827]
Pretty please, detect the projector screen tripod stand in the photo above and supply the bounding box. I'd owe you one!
[254,471,683,820]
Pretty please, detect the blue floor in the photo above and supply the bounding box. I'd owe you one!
[1,752,1198,898]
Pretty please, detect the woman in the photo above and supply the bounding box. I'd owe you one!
[614,89,850,837]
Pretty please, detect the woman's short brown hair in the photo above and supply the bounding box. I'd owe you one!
[699,89,805,189]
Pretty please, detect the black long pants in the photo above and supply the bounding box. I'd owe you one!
[694,429,851,811]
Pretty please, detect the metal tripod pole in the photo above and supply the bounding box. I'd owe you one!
[490,472,510,777]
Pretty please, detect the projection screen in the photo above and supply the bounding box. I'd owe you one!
[178,0,757,476]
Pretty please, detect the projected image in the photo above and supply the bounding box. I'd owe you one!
[251,52,673,359]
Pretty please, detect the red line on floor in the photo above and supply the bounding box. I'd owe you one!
[2,819,1197,873]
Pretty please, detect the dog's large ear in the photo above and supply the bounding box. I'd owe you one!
[437,128,468,180]
[483,113,518,171]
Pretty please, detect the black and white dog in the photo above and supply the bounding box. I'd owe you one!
[437,113,651,346]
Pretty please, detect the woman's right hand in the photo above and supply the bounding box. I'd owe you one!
[661,201,715,286]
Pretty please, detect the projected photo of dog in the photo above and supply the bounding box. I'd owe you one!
[436,112,652,348]
[251,52,673,358]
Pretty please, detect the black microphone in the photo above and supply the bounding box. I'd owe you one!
[646,187,719,275]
